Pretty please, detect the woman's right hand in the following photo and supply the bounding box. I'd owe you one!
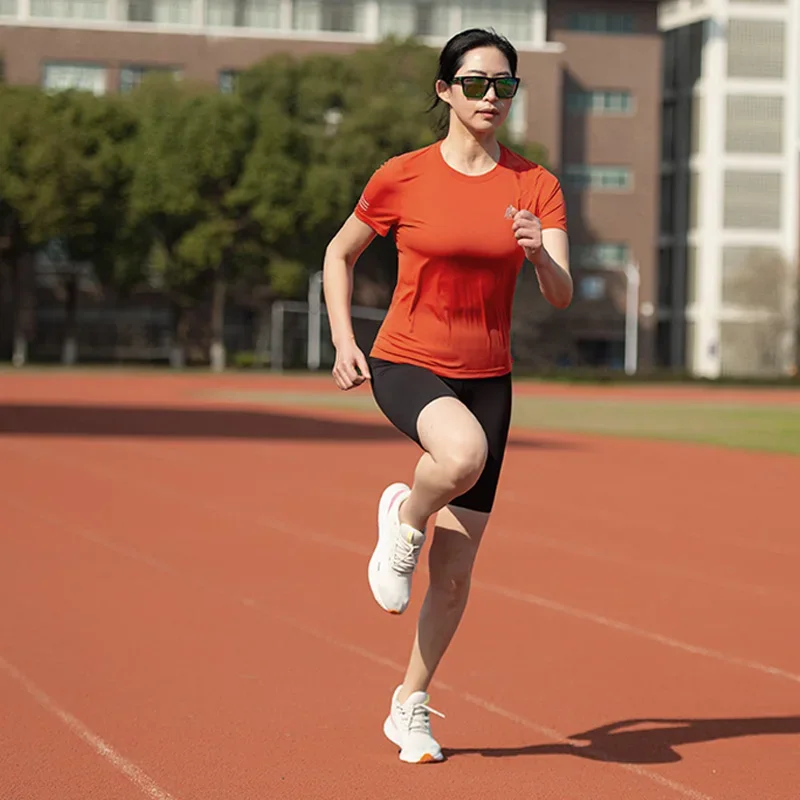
[332,338,371,390]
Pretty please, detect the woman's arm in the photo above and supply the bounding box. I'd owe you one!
[512,211,573,310]
[530,228,573,310]
[322,213,377,389]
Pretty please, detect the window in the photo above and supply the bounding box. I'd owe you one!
[727,19,785,80]
[219,70,239,93]
[42,62,107,95]
[658,246,673,309]
[378,0,450,37]
[31,0,107,18]
[573,243,629,267]
[656,320,672,368]
[565,90,633,115]
[686,246,698,305]
[663,29,677,92]
[725,95,783,155]
[660,173,675,234]
[120,65,181,93]
[721,246,784,311]
[294,0,367,33]
[578,275,606,301]
[720,321,783,377]
[206,0,279,27]
[0,0,17,16]
[414,1,434,35]
[126,0,191,22]
[566,12,634,34]
[563,165,632,191]
[661,100,675,162]
[322,0,354,30]
[127,0,152,19]
[462,0,532,42]
[689,93,702,155]
[723,170,782,230]
[688,169,700,229]
[686,20,705,87]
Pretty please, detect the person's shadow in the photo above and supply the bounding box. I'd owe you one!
[444,716,800,764]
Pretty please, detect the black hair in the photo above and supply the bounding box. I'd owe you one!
[428,28,519,134]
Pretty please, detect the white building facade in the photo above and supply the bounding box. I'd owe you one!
[659,0,799,377]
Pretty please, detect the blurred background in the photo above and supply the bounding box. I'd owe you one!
[0,0,797,384]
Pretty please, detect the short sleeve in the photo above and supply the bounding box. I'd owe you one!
[354,158,402,237]
[535,174,568,232]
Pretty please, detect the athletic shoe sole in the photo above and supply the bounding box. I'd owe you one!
[368,482,410,614]
[383,715,443,764]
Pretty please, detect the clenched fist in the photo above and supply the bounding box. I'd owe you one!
[332,337,371,391]
[511,209,543,260]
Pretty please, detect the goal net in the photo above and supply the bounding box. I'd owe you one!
[267,299,386,372]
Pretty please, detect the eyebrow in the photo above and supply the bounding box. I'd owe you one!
[462,69,513,77]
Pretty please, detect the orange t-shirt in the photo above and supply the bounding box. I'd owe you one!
[354,142,567,379]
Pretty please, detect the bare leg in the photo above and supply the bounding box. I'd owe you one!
[387,394,492,704]
[398,397,488,533]
[396,505,488,703]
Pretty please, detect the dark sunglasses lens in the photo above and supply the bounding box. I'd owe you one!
[495,79,518,98]
[461,77,489,98]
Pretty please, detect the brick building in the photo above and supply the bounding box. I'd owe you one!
[0,0,664,370]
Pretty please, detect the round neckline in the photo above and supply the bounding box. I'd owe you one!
[436,140,506,183]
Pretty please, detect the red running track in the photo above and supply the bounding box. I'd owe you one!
[1,373,799,800]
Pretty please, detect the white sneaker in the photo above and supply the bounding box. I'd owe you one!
[383,686,445,763]
[368,483,425,614]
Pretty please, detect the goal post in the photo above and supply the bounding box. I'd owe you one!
[269,298,386,372]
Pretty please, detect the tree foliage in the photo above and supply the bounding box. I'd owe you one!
[0,37,551,367]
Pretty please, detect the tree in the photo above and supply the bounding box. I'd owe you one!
[127,75,254,370]
[0,86,56,365]
[303,38,439,229]
[41,89,141,363]
[235,39,551,321]
[234,55,311,301]
[0,86,143,365]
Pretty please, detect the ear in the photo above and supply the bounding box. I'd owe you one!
[435,78,452,106]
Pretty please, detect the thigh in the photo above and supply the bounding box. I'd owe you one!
[368,357,457,446]
[415,394,489,467]
[449,373,513,514]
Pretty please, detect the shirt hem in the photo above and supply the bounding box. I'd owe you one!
[370,343,512,380]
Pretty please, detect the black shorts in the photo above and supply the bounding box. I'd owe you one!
[368,357,512,514]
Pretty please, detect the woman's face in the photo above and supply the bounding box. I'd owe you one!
[436,46,518,136]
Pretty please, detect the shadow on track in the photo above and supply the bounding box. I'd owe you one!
[0,403,579,450]
[443,715,800,764]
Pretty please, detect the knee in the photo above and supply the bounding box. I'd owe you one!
[440,437,487,493]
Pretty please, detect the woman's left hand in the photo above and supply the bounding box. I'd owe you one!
[512,210,543,261]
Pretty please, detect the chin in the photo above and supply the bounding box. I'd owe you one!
[468,118,502,136]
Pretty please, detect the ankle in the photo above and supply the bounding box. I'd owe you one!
[397,683,426,705]
[398,498,426,533]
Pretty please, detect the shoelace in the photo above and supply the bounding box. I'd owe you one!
[406,699,446,735]
[391,534,422,575]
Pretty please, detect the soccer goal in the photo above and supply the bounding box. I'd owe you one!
[268,272,387,372]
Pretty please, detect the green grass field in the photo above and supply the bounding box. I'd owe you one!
[206,388,800,457]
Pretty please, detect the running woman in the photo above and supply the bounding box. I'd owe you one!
[322,27,572,763]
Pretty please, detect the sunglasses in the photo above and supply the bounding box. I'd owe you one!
[451,75,520,100]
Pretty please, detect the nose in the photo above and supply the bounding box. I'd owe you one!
[484,84,498,102]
